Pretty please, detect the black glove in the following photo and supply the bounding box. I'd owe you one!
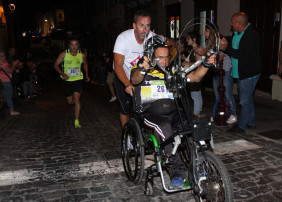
[136,57,147,74]
[202,49,216,68]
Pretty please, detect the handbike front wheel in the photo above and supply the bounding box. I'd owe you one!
[121,118,144,185]
[195,151,234,202]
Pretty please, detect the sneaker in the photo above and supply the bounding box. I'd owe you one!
[210,117,214,123]
[74,119,81,128]
[168,177,184,190]
[226,115,237,124]
[10,111,20,115]
[109,96,117,103]
[127,136,134,150]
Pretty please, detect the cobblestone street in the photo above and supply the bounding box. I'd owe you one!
[0,78,282,202]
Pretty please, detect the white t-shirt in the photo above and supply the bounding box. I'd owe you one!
[113,29,152,79]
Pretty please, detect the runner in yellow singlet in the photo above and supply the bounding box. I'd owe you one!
[54,35,90,128]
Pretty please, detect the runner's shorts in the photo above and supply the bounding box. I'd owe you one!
[63,79,83,97]
[114,73,131,115]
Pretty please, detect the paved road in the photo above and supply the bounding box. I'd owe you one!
[0,78,282,201]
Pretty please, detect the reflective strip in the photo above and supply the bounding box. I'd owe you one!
[144,118,165,140]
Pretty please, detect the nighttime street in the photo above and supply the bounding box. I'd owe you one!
[0,76,281,201]
[0,0,282,201]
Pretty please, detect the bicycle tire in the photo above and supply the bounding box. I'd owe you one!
[121,118,144,185]
[194,150,234,202]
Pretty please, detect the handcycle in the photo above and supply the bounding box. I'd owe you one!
[121,19,234,201]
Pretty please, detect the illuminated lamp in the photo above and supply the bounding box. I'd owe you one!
[8,4,15,12]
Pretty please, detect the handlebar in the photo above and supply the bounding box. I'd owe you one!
[184,56,205,74]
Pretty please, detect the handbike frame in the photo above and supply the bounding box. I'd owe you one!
[143,59,215,194]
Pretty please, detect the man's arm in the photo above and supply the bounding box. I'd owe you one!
[3,60,20,73]
[131,56,150,85]
[114,52,134,95]
[186,65,209,82]
[82,53,90,82]
[224,29,259,60]
[186,53,215,82]
[54,51,68,80]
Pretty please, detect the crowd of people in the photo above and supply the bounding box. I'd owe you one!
[111,10,263,189]
[88,53,117,102]
[0,8,273,191]
[0,47,50,115]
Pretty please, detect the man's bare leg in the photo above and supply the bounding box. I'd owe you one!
[66,95,74,104]
[120,113,129,128]
[73,92,81,120]
[73,92,81,128]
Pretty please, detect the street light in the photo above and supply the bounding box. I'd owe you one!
[8,3,15,13]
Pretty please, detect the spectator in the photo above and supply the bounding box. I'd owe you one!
[97,54,106,86]
[204,25,237,124]
[168,38,177,65]
[22,60,34,102]
[220,12,261,133]
[0,51,21,115]
[171,37,186,67]
[182,32,203,118]
[6,47,17,65]
[105,53,117,102]
[5,47,25,100]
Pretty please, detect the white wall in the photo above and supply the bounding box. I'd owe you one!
[217,0,240,36]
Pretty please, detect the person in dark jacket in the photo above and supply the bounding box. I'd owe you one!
[220,12,261,133]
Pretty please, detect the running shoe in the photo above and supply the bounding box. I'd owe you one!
[226,115,237,124]
[168,177,184,190]
[109,96,117,103]
[74,119,81,128]
[10,111,20,116]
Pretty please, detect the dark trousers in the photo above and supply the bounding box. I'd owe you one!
[143,112,186,179]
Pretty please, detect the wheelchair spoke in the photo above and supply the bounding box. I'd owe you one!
[121,118,144,185]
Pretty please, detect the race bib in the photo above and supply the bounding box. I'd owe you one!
[141,80,173,104]
[67,68,80,76]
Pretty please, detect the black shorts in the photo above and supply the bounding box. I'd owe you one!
[114,73,131,115]
[63,79,83,97]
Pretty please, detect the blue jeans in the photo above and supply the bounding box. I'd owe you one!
[213,70,236,117]
[2,82,14,111]
[237,75,260,130]
[191,90,202,115]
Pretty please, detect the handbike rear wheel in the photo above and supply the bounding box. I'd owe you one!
[194,150,234,202]
[121,118,144,185]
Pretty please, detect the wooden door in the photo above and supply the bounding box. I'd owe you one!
[240,0,281,92]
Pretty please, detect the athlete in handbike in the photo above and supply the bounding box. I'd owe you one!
[130,35,214,189]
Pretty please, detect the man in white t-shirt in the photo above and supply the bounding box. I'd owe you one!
[113,10,152,128]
